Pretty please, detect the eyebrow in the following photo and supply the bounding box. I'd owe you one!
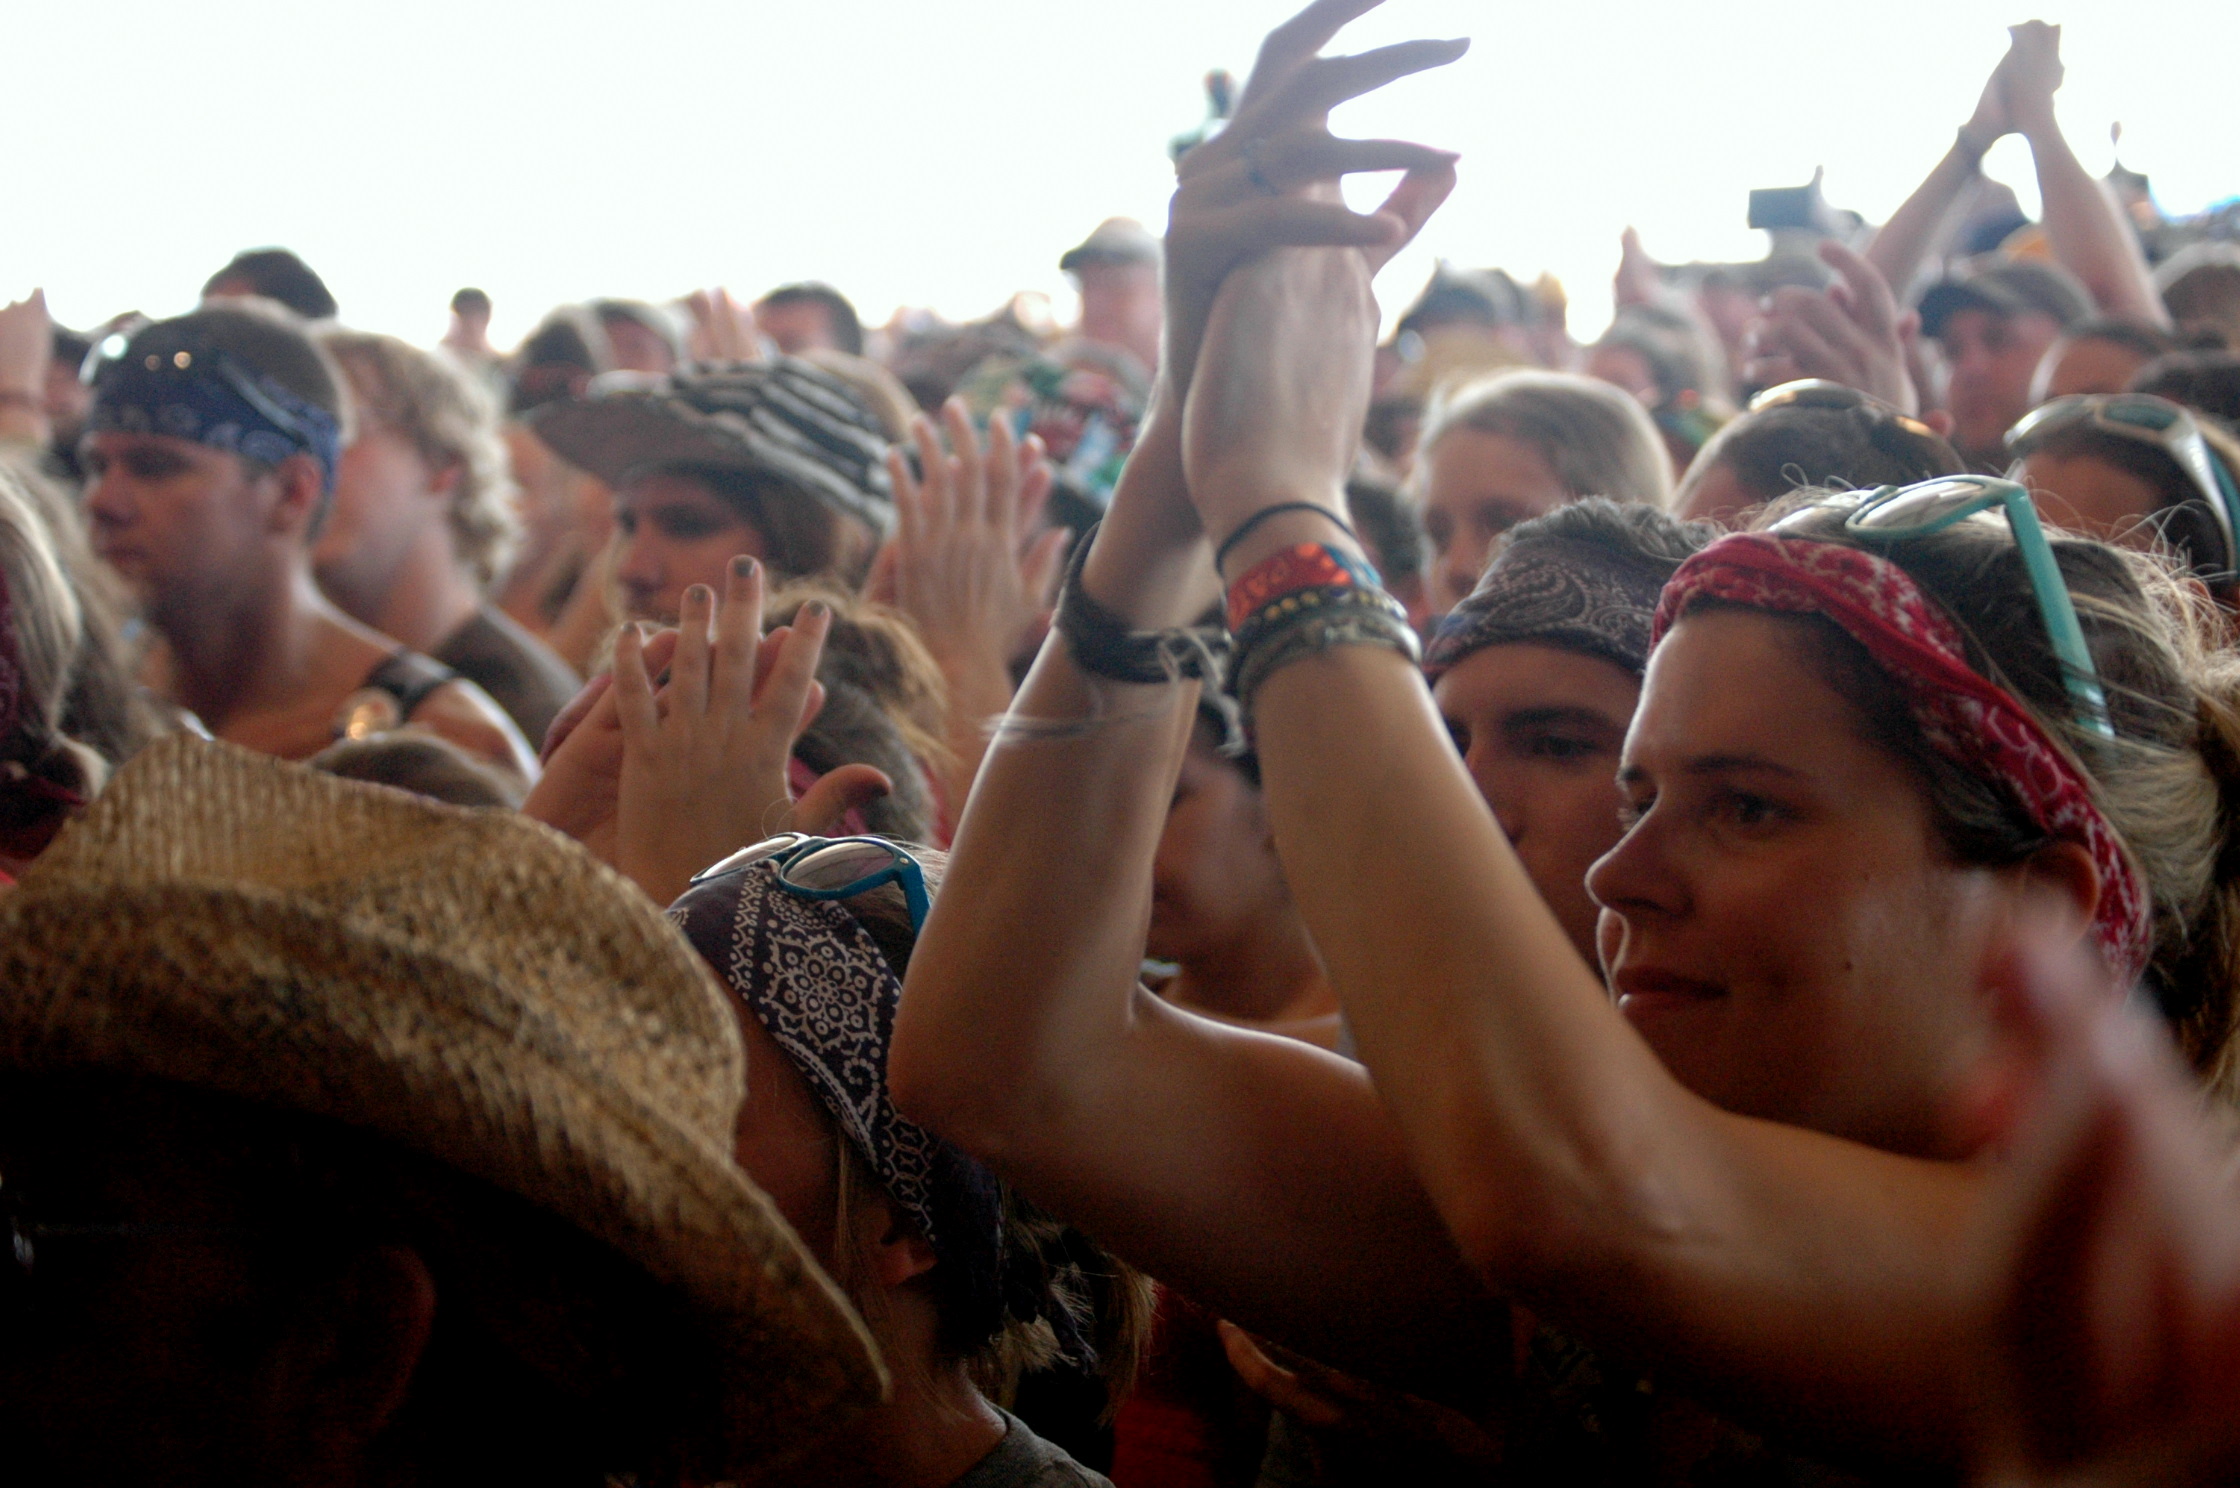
[1617,752,1812,787]
[1500,706,1626,733]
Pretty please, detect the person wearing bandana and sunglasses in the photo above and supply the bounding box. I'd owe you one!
[895,2,2240,1475]
[79,302,534,776]
[672,835,1147,1488]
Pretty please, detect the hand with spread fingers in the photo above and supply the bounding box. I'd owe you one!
[1164,0,1465,397]
[1745,240,1924,414]
[879,398,1068,818]
[1175,5,1465,565]
[612,556,887,906]
[1969,934,2240,1487]
[521,628,683,862]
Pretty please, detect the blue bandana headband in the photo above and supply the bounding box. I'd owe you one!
[89,348,344,494]
[673,860,1064,1354]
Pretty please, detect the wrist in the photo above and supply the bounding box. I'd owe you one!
[1955,122,1999,169]
[1215,504,1362,584]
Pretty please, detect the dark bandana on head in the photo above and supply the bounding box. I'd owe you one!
[672,859,1090,1357]
[1424,535,1668,680]
[90,347,343,493]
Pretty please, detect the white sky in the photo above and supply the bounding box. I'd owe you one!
[12,0,2235,352]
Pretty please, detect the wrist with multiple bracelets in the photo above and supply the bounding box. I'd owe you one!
[1051,504,1420,747]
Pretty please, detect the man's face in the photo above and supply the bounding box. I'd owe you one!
[755,300,836,356]
[80,431,286,624]
[1936,307,2063,465]
[314,413,443,610]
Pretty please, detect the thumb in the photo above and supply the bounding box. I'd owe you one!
[790,764,893,835]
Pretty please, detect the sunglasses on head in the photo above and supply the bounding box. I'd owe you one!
[2005,393,2240,579]
[692,833,931,934]
[1771,475,2114,738]
[1746,380,1954,481]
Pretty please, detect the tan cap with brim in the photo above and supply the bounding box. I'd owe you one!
[0,735,884,1473]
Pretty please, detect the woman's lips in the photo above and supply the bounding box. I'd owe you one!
[1613,967,1726,1016]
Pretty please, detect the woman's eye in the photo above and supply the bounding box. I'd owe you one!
[1716,791,1786,828]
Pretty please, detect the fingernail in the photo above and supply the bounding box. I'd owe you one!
[686,584,712,606]
[805,600,830,623]
[732,555,757,578]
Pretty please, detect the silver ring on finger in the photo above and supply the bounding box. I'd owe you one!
[1240,137,1282,197]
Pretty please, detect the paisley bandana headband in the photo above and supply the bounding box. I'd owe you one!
[1653,533,2152,982]
[90,348,343,494]
[671,858,1095,1355]
[1425,534,1669,680]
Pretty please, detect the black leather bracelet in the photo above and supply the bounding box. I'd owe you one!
[1053,524,1233,687]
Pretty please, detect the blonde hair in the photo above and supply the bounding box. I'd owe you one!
[1419,369,1674,509]
[318,328,520,586]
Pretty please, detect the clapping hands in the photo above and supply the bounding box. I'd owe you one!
[1745,240,1927,415]
[524,557,889,905]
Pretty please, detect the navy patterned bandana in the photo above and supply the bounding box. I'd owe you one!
[1424,534,1668,681]
[89,348,344,493]
[671,860,1024,1348]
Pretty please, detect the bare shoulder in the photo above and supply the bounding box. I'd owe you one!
[408,680,538,781]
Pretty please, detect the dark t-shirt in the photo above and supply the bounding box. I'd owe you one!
[432,605,579,748]
[954,1410,1114,1488]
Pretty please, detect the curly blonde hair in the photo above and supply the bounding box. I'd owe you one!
[317,329,520,587]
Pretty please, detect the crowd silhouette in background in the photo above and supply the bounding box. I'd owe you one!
[4,1,2240,1483]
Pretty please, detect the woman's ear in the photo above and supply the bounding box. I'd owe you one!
[2017,838,2102,948]
[849,1189,938,1291]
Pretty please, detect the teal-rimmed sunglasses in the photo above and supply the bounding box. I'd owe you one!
[1772,475,2114,738]
[2006,393,2240,581]
[692,833,931,933]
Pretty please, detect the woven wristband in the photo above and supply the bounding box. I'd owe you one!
[1225,542,1383,631]
[1054,523,1232,687]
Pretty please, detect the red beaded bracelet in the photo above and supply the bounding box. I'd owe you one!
[1225,542,1382,632]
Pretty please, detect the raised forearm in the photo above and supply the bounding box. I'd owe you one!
[1245,642,1979,1459]
[2024,119,2168,327]
[1866,143,1980,302]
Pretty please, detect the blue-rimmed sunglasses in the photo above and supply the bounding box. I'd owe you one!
[1772,475,2114,738]
[692,833,931,933]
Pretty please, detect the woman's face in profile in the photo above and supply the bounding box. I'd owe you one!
[1588,607,2016,1158]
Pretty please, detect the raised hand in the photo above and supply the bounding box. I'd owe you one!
[1175,0,1466,560]
[684,287,762,363]
[877,398,1068,818]
[1164,0,1465,394]
[1998,21,2065,141]
[521,628,682,861]
[1745,240,1924,413]
[1968,931,2240,1485]
[612,557,886,906]
[0,291,53,444]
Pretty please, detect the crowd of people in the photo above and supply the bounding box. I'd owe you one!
[4,0,2240,1482]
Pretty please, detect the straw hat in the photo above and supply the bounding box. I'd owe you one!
[0,734,883,1472]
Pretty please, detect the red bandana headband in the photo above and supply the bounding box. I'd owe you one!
[1653,533,2152,983]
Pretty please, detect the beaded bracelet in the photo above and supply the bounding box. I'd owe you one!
[1053,522,1233,687]
[1225,541,1383,631]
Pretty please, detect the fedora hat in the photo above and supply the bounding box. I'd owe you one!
[529,357,895,535]
[0,735,883,1472]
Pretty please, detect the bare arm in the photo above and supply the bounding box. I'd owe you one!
[2002,23,2168,327]
[1182,208,1982,1468]
[891,0,1493,1389]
